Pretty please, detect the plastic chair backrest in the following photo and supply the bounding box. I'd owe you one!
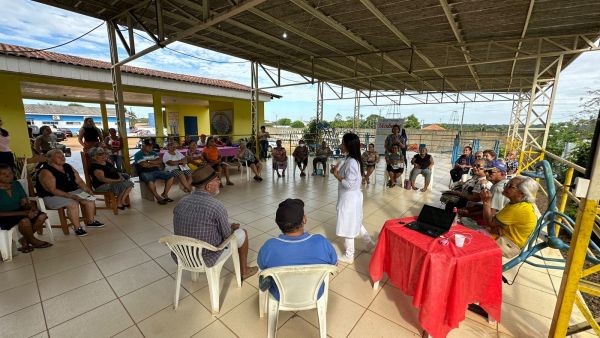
[260,264,337,310]
[159,235,219,269]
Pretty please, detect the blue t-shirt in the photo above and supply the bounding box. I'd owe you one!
[133,150,160,173]
[257,232,337,300]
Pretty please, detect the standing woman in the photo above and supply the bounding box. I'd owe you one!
[400,128,408,167]
[78,117,103,151]
[104,128,124,172]
[331,133,376,264]
[0,117,15,171]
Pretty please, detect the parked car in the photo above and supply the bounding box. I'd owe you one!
[58,128,73,137]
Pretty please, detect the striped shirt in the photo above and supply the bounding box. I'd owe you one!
[173,190,231,267]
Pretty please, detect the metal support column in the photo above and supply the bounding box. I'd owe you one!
[316,81,324,123]
[517,55,563,173]
[107,21,131,173]
[353,90,361,131]
[250,61,260,157]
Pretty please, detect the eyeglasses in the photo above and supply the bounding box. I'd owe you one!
[505,185,519,190]
[473,165,484,169]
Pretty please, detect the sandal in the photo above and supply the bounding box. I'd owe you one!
[18,246,34,253]
[31,241,53,249]
[242,266,258,280]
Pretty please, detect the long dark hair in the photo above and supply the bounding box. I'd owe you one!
[342,133,363,169]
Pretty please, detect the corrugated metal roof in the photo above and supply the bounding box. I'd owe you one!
[24,104,116,117]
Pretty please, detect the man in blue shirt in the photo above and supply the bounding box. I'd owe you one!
[133,139,174,204]
[257,198,337,300]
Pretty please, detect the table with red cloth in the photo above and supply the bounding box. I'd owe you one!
[158,146,239,158]
[369,217,502,338]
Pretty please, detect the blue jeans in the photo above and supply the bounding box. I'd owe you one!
[410,168,432,186]
[259,140,269,159]
[139,170,174,183]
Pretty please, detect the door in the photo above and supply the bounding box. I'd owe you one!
[183,116,198,139]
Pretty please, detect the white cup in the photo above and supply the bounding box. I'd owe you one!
[454,234,470,248]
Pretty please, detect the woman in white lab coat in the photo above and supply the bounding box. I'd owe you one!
[331,133,376,263]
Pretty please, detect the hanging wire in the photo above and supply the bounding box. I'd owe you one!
[11,22,105,53]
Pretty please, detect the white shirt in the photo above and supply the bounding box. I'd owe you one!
[163,151,185,171]
[491,178,509,211]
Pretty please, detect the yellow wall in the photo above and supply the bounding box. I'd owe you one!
[164,104,210,137]
[0,74,30,157]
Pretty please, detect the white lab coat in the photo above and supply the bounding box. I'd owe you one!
[336,157,364,237]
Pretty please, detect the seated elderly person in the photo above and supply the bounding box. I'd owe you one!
[272,140,288,177]
[450,146,474,182]
[163,142,193,193]
[236,143,263,182]
[197,134,208,147]
[474,150,484,161]
[33,126,56,155]
[459,159,509,222]
[385,145,404,187]
[185,142,206,171]
[202,137,233,186]
[442,159,490,211]
[89,147,134,210]
[361,143,379,184]
[257,198,337,300]
[292,139,309,177]
[483,149,497,161]
[133,139,175,205]
[36,149,104,237]
[312,141,332,176]
[410,146,434,192]
[173,166,257,279]
[0,164,51,253]
[481,175,539,257]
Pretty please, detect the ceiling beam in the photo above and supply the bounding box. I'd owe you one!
[508,0,535,91]
[114,0,266,67]
[359,0,459,92]
[290,0,436,92]
[439,0,482,90]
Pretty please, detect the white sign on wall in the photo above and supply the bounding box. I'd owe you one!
[374,118,404,154]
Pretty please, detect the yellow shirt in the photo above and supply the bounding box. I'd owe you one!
[494,201,537,248]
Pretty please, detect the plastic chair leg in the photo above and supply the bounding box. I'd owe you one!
[206,267,223,314]
[267,297,280,338]
[0,228,15,262]
[317,297,327,338]
[231,244,242,287]
[191,271,199,282]
[174,267,183,309]
[259,289,266,317]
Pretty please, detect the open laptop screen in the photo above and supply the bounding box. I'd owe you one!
[417,205,456,231]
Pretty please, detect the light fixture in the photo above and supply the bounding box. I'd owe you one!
[282,32,287,39]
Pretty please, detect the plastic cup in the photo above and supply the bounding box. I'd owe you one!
[455,234,467,247]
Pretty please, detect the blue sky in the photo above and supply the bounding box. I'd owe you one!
[1,0,599,124]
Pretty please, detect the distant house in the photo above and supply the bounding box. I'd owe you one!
[24,104,128,134]
[422,124,446,131]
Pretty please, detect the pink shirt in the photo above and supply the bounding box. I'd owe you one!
[0,134,10,152]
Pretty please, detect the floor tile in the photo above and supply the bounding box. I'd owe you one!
[368,283,422,334]
[112,326,144,338]
[235,210,269,223]
[0,282,40,317]
[504,266,555,295]
[107,260,168,296]
[0,303,46,338]
[33,249,93,279]
[275,315,320,338]
[85,237,137,260]
[38,262,103,300]
[155,253,178,274]
[129,226,171,246]
[297,291,366,338]
[48,300,133,338]
[141,240,172,258]
[121,276,189,322]
[31,239,85,263]
[447,317,498,338]
[348,310,420,337]
[137,296,215,338]
[95,247,151,277]
[220,294,293,338]
[248,233,275,252]
[43,279,116,328]
[329,267,381,307]
[0,253,31,273]
[191,320,238,338]
[500,303,552,338]
[192,273,256,316]
[0,264,35,293]
[503,282,557,318]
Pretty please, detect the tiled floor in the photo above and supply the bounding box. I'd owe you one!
[0,153,594,338]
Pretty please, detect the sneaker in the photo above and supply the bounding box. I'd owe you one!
[300,172,306,177]
[226,181,234,186]
[74,228,88,237]
[338,255,354,264]
[157,198,168,205]
[86,220,105,228]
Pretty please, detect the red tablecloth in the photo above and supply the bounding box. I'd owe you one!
[369,217,502,338]
[159,146,239,158]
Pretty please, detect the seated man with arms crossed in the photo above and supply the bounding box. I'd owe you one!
[173,166,257,280]
[133,139,175,205]
[481,176,539,257]
[257,198,337,300]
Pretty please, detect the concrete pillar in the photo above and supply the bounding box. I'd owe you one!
[100,102,109,134]
[152,93,165,145]
[0,74,30,157]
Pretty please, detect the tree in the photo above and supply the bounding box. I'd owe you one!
[290,120,305,128]
[126,108,138,127]
[68,103,84,107]
[404,114,420,129]
[276,118,292,126]
[361,114,382,129]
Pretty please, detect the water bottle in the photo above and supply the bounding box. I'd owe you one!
[452,207,459,226]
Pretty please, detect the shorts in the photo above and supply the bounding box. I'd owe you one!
[241,159,260,166]
[139,170,174,183]
[43,189,83,209]
[386,165,404,174]
[168,169,192,177]
[0,213,45,230]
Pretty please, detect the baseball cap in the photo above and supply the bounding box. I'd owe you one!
[142,138,154,146]
[485,160,507,173]
[275,199,305,227]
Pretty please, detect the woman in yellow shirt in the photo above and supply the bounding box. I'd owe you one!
[481,175,539,257]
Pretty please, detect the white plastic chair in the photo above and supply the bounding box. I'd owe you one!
[17,178,54,242]
[0,227,17,262]
[258,264,338,338]
[238,159,250,181]
[159,234,241,314]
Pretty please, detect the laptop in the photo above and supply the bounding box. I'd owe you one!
[405,204,456,238]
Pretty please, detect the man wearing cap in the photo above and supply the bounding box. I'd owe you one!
[257,198,337,300]
[133,139,174,205]
[173,166,257,279]
[483,159,510,213]
[197,134,208,147]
